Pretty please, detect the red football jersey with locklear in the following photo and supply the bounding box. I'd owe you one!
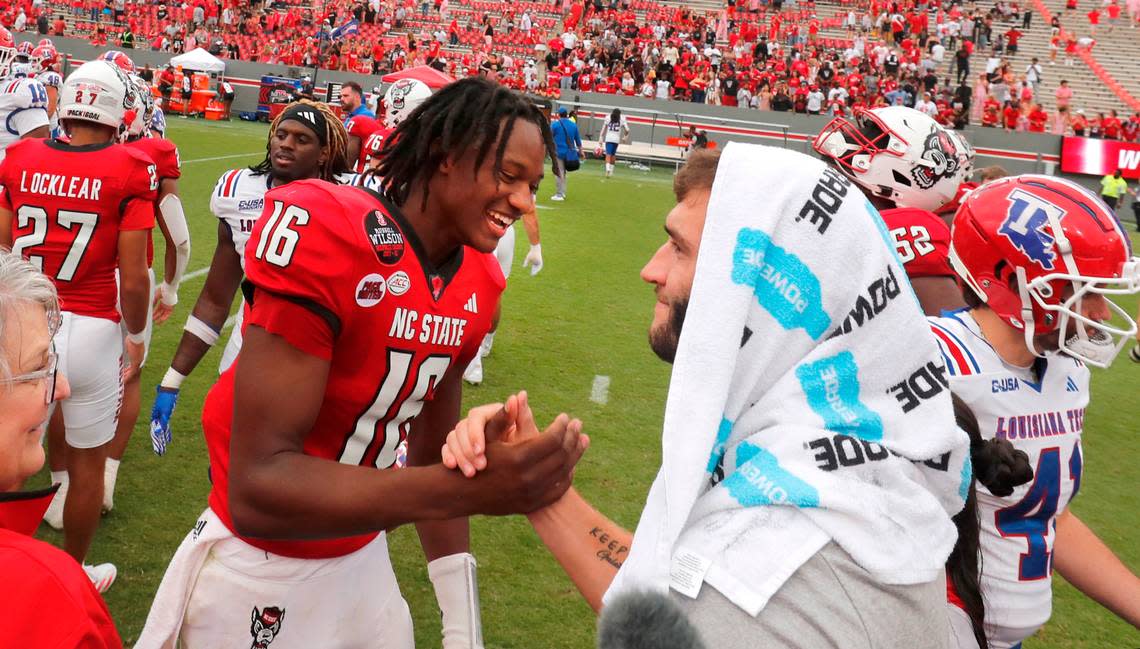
[0,138,157,321]
[202,179,504,559]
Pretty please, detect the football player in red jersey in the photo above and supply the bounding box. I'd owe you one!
[814,105,976,315]
[0,60,157,593]
[90,75,190,513]
[148,100,351,456]
[341,81,381,172]
[136,79,587,649]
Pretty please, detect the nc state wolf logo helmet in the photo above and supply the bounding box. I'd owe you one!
[382,78,431,129]
[949,175,1140,367]
[814,106,974,212]
[250,606,285,649]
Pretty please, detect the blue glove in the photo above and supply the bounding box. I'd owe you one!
[150,386,180,456]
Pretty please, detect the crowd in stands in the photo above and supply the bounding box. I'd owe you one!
[3,0,1139,138]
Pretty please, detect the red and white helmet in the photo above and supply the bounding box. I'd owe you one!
[60,60,138,131]
[0,28,15,78]
[949,175,1140,367]
[30,43,58,75]
[15,41,34,61]
[382,78,432,129]
[100,50,136,73]
[814,106,975,213]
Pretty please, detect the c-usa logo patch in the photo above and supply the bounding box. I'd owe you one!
[999,188,1062,270]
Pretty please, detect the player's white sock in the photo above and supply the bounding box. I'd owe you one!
[479,332,495,358]
[45,472,69,530]
[463,354,484,385]
[606,163,614,176]
[103,458,120,514]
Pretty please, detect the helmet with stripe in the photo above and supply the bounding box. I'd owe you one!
[949,174,1140,367]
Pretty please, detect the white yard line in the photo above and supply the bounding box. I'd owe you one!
[590,375,611,405]
[182,266,211,282]
[223,313,237,330]
[182,152,262,164]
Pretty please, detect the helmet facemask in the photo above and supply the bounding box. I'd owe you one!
[1024,261,1140,368]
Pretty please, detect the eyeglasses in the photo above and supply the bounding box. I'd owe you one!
[0,347,58,404]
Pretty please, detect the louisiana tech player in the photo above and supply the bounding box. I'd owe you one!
[934,176,1140,648]
[0,60,157,592]
[814,106,975,315]
[0,28,50,163]
[136,78,586,649]
[29,42,61,138]
[148,101,350,455]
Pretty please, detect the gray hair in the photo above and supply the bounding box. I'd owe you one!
[0,250,60,382]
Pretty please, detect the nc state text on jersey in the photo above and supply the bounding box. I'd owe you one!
[18,171,102,200]
[388,307,467,347]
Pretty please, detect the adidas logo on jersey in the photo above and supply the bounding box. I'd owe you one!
[1066,376,1079,392]
[464,293,478,314]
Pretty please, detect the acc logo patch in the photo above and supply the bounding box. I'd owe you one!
[250,606,285,649]
[999,188,1061,270]
[354,273,387,307]
[365,209,405,265]
[386,270,411,296]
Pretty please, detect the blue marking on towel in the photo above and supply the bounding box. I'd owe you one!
[796,351,884,442]
[723,441,820,508]
[731,228,831,340]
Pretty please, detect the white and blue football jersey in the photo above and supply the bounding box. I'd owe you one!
[211,168,275,271]
[0,76,50,164]
[930,308,1088,647]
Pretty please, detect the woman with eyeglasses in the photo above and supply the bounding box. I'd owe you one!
[0,250,122,648]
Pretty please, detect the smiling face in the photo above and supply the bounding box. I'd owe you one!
[0,303,69,492]
[640,190,710,363]
[269,118,327,183]
[432,118,548,254]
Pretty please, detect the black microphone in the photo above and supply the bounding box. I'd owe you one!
[597,590,708,649]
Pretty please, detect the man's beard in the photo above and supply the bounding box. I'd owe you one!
[649,296,689,363]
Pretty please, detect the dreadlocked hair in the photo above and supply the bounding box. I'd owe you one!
[249,99,351,181]
[374,77,556,209]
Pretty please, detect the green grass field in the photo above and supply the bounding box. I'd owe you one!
[28,118,1140,648]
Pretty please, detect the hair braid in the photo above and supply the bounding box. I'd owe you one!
[373,77,555,209]
[249,99,351,181]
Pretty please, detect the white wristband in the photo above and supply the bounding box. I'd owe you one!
[126,331,146,344]
[184,314,220,346]
[159,282,178,307]
[427,553,484,649]
[161,367,187,390]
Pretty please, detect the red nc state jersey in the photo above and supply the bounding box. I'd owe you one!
[125,136,182,181]
[344,114,381,172]
[880,207,953,279]
[125,135,182,265]
[0,138,157,321]
[202,179,504,559]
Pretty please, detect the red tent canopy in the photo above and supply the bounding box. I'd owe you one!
[381,66,455,89]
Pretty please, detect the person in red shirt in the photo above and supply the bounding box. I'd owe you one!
[1088,7,1101,34]
[1106,0,1122,31]
[0,61,155,591]
[1122,113,1140,142]
[135,78,585,649]
[1005,27,1023,53]
[1102,109,1123,139]
[982,96,1001,127]
[1002,101,1021,130]
[0,251,122,649]
[1027,103,1049,132]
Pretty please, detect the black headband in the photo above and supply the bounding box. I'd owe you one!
[280,103,328,145]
